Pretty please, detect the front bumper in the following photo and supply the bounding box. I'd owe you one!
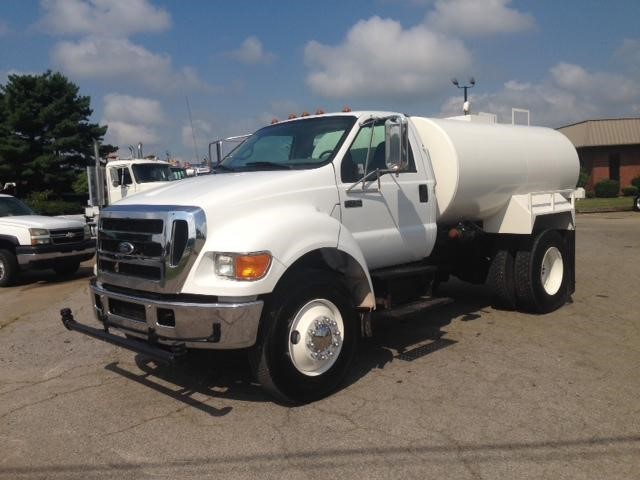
[16,240,95,268]
[89,280,263,349]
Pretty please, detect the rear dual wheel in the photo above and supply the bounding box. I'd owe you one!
[249,270,358,404]
[515,230,569,313]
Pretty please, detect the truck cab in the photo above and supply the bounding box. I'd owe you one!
[105,159,174,204]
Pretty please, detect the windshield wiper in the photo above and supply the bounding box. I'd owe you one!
[244,161,292,170]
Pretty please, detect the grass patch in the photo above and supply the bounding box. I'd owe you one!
[576,196,634,213]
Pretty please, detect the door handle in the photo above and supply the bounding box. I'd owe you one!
[419,184,428,203]
[344,199,363,208]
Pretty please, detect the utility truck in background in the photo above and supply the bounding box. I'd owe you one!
[85,142,175,232]
[62,111,579,403]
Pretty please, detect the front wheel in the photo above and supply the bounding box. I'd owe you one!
[633,195,640,212]
[249,270,358,404]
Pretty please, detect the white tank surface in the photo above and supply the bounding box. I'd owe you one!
[411,117,579,224]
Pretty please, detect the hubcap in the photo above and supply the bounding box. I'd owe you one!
[540,246,563,295]
[288,299,344,376]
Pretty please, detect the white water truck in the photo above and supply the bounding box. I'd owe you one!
[62,111,579,403]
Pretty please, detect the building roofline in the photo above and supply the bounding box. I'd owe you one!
[558,117,640,129]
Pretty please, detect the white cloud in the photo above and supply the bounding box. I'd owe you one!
[227,36,275,65]
[38,0,170,37]
[51,37,213,93]
[304,16,471,99]
[104,120,160,147]
[426,0,534,37]
[103,93,166,125]
[102,93,167,150]
[439,63,640,126]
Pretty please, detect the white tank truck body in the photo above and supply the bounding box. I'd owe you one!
[411,117,579,233]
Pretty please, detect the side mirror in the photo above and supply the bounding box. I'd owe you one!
[384,116,409,172]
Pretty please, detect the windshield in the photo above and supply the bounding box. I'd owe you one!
[131,164,172,183]
[0,197,35,217]
[219,116,356,171]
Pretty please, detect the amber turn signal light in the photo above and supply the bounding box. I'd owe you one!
[235,253,272,280]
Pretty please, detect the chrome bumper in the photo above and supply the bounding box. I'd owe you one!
[17,245,95,266]
[90,280,263,349]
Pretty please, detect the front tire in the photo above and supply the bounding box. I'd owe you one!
[515,230,569,313]
[633,195,640,212]
[249,270,358,404]
[0,249,18,287]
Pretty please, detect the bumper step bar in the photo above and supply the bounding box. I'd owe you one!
[60,308,186,365]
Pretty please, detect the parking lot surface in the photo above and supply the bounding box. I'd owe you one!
[1,213,639,479]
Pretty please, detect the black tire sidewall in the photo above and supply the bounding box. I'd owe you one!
[0,249,18,287]
[529,231,569,313]
[259,271,358,403]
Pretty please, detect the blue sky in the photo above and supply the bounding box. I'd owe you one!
[1,0,639,163]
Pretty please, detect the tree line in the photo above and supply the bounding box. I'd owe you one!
[0,71,115,198]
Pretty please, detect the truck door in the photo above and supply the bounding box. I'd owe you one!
[108,166,133,203]
[336,119,437,270]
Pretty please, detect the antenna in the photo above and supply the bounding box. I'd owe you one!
[185,96,200,163]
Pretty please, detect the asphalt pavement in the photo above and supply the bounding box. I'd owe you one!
[1,212,638,479]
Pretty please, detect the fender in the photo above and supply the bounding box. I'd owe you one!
[185,205,373,300]
[0,234,20,247]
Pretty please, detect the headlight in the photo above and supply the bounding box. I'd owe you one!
[29,228,50,245]
[83,224,91,239]
[214,252,272,281]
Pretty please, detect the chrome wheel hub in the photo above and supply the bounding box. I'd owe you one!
[306,316,341,361]
[288,299,344,376]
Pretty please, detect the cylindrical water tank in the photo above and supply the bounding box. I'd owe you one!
[411,117,579,224]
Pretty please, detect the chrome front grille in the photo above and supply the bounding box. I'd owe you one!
[96,205,206,293]
[50,228,85,244]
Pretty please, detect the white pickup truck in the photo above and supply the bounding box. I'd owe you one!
[0,194,94,286]
[62,111,579,403]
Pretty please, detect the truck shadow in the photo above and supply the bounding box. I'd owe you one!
[103,280,494,410]
[345,279,493,388]
[14,263,94,288]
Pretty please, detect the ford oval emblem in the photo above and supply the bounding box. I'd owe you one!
[117,241,135,255]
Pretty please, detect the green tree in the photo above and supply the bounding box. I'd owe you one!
[0,71,115,196]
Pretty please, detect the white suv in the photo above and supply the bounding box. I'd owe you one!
[0,194,95,286]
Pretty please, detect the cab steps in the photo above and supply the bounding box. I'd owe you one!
[378,296,453,319]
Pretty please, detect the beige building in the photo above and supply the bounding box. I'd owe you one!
[558,118,640,191]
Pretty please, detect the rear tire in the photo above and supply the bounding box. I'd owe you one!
[515,230,569,313]
[249,270,358,404]
[0,249,18,287]
[53,261,80,277]
[486,249,517,310]
[633,195,640,212]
